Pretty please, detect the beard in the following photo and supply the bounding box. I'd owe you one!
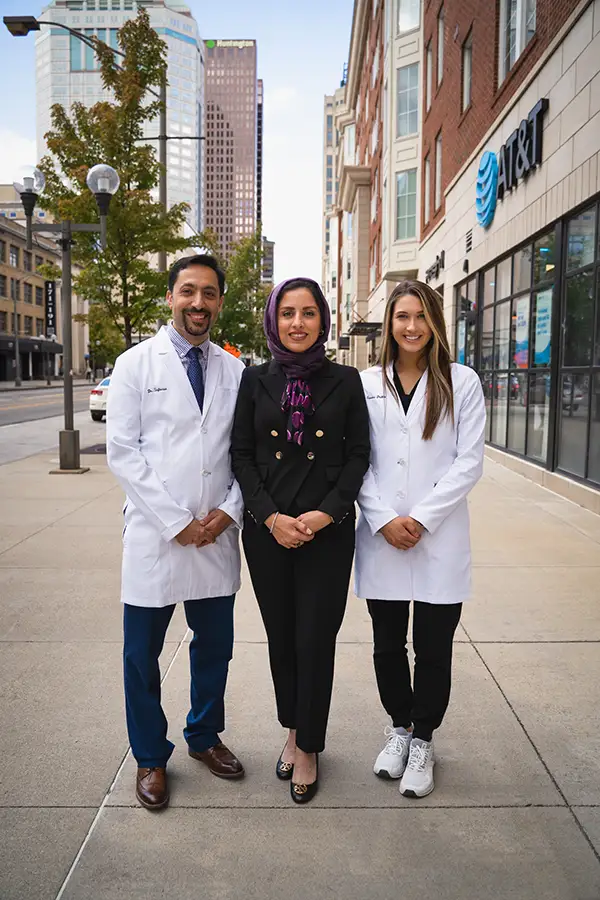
[180,307,212,338]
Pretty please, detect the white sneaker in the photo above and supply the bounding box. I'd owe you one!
[373,726,412,780]
[399,738,435,798]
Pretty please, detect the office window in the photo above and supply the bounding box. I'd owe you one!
[24,315,33,336]
[396,64,419,137]
[35,286,43,306]
[424,155,431,225]
[462,30,472,111]
[500,0,536,83]
[372,44,380,88]
[9,245,19,267]
[0,311,6,331]
[398,0,420,33]
[0,274,6,297]
[35,255,43,270]
[36,318,44,337]
[23,251,32,272]
[0,240,5,262]
[24,283,33,304]
[437,7,445,86]
[426,42,433,111]
[435,132,442,210]
[396,169,417,240]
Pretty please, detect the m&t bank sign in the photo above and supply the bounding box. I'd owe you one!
[476,98,549,228]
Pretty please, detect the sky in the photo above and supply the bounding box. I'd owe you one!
[0,0,354,283]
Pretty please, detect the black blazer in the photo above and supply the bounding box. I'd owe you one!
[231,359,370,526]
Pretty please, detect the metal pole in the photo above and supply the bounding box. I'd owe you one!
[158,75,167,273]
[58,220,82,470]
[13,288,21,387]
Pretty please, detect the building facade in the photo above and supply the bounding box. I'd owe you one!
[322,89,344,353]
[261,236,275,284]
[0,218,73,382]
[331,0,423,369]
[36,0,204,231]
[204,39,258,256]
[419,0,600,503]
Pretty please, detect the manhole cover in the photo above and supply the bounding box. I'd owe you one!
[80,443,106,454]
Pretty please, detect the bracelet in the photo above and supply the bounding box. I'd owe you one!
[269,512,280,534]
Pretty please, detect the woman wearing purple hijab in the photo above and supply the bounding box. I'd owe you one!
[231,277,370,803]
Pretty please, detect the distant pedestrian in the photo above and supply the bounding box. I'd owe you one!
[107,254,246,811]
[356,280,486,799]
[85,366,92,383]
[231,278,370,804]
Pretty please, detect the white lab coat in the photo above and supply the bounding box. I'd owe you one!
[107,326,245,608]
[355,363,486,604]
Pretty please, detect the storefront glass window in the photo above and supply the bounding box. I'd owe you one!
[564,272,594,366]
[567,207,596,272]
[481,305,494,369]
[491,374,508,446]
[534,232,556,283]
[481,373,492,441]
[507,372,527,453]
[532,288,552,367]
[497,257,512,300]
[494,301,511,368]
[596,270,600,366]
[589,373,600,484]
[484,267,495,306]
[558,374,590,477]
[526,372,550,462]
[513,245,532,292]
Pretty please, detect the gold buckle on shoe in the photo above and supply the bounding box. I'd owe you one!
[279,761,293,772]
[293,783,308,795]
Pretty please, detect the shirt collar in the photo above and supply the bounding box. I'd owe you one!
[167,322,211,360]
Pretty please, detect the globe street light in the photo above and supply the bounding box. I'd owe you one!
[16,163,120,473]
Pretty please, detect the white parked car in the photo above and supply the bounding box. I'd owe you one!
[89,377,110,421]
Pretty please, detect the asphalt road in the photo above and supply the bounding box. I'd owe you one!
[0,385,93,427]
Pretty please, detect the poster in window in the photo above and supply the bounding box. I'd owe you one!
[534,289,552,366]
[457,318,466,364]
[515,296,529,368]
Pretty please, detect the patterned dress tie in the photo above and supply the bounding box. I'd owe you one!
[186,346,205,412]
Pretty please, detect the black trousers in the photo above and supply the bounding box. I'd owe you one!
[243,515,355,753]
[367,599,462,742]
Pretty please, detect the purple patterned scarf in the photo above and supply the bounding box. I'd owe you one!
[263,278,331,445]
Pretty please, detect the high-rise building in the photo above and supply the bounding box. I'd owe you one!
[322,88,344,353]
[35,0,204,231]
[204,39,258,256]
[261,236,274,284]
[257,78,264,227]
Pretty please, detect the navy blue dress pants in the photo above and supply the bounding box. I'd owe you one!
[123,596,235,768]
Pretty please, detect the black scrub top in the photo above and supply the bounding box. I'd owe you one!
[393,369,421,414]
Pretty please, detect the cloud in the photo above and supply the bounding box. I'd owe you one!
[0,130,38,185]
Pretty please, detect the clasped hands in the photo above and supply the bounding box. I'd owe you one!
[264,510,333,550]
[380,516,424,551]
[176,509,234,548]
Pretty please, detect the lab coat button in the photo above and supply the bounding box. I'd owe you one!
[397,459,405,466]
[202,469,211,477]
[271,430,279,437]
[307,451,315,460]
[275,451,283,460]
[315,430,324,438]
[201,427,208,434]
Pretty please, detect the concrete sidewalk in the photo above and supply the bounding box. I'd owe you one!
[1,453,600,900]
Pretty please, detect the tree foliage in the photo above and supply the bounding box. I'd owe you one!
[37,9,192,347]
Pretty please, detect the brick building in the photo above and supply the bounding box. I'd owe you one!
[420,0,600,502]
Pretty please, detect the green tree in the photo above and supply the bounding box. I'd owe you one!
[194,229,270,357]
[74,302,125,372]
[37,9,192,348]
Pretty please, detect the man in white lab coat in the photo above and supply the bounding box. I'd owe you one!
[107,255,245,810]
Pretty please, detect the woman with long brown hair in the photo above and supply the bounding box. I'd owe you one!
[355,279,486,798]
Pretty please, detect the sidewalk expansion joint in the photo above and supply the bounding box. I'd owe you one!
[462,621,600,867]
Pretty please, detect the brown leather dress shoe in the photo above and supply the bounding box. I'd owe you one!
[136,767,169,810]
[188,742,245,779]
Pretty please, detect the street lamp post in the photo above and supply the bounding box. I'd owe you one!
[14,164,120,473]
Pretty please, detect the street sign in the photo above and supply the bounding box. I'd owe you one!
[45,280,57,336]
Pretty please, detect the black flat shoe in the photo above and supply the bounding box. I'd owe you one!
[290,754,319,804]
[276,745,294,781]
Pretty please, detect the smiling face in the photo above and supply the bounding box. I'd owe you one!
[167,264,224,344]
[391,293,433,359]
[277,287,322,353]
